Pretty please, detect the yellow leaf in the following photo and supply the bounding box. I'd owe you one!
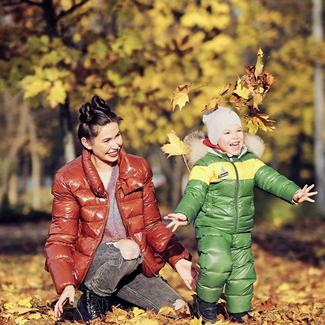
[15,316,28,325]
[161,131,191,157]
[47,80,67,108]
[21,76,51,99]
[132,307,145,316]
[61,0,72,10]
[190,316,203,325]
[28,313,42,320]
[277,283,291,292]
[246,119,258,134]
[253,93,263,109]
[18,298,32,308]
[158,306,177,317]
[255,48,264,78]
[171,83,191,110]
[202,97,219,113]
[234,78,250,100]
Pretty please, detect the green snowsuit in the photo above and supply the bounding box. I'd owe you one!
[175,148,300,313]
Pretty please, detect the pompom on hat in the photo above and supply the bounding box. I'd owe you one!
[202,107,242,145]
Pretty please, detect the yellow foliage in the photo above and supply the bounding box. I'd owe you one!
[161,131,191,158]
[47,80,67,108]
[21,76,51,99]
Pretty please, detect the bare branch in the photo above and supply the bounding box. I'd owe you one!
[56,0,89,22]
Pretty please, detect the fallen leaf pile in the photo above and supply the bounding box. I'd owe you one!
[0,218,324,324]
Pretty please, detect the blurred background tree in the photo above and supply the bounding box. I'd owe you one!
[0,0,324,219]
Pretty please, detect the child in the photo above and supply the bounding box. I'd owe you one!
[165,107,317,324]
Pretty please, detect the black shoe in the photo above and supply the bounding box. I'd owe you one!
[230,312,254,323]
[194,296,217,324]
[74,289,111,322]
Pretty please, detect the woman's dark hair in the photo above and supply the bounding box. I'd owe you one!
[77,95,122,140]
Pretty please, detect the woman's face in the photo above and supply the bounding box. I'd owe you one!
[217,123,244,155]
[82,122,123,164]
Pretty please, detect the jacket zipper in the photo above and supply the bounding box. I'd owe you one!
[230,158,240,233]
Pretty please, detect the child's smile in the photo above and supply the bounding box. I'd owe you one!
[217,124,244,155]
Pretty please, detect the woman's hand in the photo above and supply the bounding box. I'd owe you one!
[175,259,200,291]
[54,285,75,319]
[164,213,188,232]
[293,184,318,204]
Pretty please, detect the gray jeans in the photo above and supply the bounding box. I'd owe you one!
[83,243,183,312]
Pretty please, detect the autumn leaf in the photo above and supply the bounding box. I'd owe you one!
[255,48,264,78]
[161,131,191,157]
[158,306,177,317]
[133,307,145,316]
[190,316,203,325]
[253,93,263,109]
[233,78,250,100]
[202,83,231,113]
[246,118,259,134]
[202,97,219,113]
[171,83,191,111]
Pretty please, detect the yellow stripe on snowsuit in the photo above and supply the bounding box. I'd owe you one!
[189,159,265,184]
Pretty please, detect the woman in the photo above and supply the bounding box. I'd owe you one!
[44,95,196,322]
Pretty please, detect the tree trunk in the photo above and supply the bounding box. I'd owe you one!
[312,0,325,214]
[8,173,18,206]
[0,101,28,209]
[59,98,76,163]
[160,153,185,210]
[28,110,42,210]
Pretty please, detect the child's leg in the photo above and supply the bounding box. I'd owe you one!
[196,232,232,303]
[225,232,256,314]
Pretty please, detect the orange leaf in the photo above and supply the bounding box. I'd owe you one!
[171,83,191,110]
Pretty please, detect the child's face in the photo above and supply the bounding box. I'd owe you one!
[217,124,244,155]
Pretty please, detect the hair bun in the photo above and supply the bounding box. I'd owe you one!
[79,102,93,123]
[91,95,111,112]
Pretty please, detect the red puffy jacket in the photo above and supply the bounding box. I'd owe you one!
[45,149,189,294]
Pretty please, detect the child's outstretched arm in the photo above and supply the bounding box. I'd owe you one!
[255,163,317,204]
[164,165,211,231]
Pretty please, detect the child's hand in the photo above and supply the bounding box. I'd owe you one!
[164,213,188,232]
[293,184,318,204]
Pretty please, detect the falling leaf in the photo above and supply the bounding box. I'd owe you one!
[253,93,263,109]
[255,48,264,78]
[171,83,191,110]
[246,118,259,134]
[202,97,220,113]
[202,83,231,113]
[233,78,250,100]
[161,131,191,157]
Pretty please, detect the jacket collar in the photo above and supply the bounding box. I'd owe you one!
[82,149,143,198]
[207,145,248,160]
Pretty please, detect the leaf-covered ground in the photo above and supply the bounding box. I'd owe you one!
[0,218,324,324]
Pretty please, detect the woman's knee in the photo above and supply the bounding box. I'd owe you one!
[114,239,141,260]
[172,299,190,315]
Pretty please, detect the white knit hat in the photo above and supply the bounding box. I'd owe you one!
[202,107,242,145]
